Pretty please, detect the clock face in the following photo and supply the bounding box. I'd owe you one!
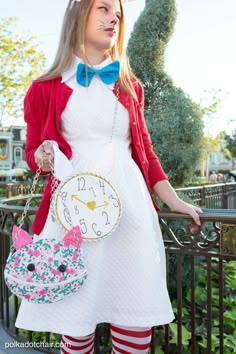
[54,173,122,241]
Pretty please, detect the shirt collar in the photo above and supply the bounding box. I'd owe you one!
[61,55,115,90]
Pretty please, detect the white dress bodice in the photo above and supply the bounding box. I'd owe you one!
[60,57,131,173]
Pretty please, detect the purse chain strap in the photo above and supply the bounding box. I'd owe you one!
[110,83,120,143]
[17,162,44,231]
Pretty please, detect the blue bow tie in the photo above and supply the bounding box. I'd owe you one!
[76,60,120,87]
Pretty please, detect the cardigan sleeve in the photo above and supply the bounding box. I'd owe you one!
[135,81,168,188]
[24,82,47,173]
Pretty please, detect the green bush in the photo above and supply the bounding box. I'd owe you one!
[0,187,7,198]
[18,329,61,350]
[153,259,236,353]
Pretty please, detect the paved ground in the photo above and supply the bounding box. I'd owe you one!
[0,323,39,354]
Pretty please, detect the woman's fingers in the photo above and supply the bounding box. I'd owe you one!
[41,140,54,155]
[188,204,202,226]
[34,140,55,171]
[172,200,203,227]
[190,209,201,226]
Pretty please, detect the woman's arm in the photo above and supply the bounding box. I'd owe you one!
[134,80,202,226]
[24,82,56,173]
[153,179,202,225]
[24,83,45,172]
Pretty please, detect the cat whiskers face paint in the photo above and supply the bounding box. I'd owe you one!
[97,21,117,39]
[97,20,116,32]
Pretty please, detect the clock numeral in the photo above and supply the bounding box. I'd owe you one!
[92,223,102,237]
[109,194,119,207]
[60,191,68,202]
[79,219,87,234]
[74,205,80,214]
[77,177,86,191]
[102,211,110,225]
[64,207,72,225]
[89,186,97,198]
[99,180,106,195]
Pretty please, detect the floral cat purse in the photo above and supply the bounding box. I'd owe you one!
[4,155,88,304]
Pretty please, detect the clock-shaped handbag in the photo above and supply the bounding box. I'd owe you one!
[53,173,122,241]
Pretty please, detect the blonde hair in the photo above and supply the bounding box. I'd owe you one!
[39,0,138,100]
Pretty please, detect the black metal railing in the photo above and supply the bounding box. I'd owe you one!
[176,182,236,209]
[5,182,236,208]
[0,196,236,353]
[6,182,46,199]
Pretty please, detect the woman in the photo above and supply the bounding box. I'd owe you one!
[16,0,202,352]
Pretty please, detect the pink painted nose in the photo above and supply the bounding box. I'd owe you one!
[110,15,119,26]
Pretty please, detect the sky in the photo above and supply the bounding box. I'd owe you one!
[1,0,236,137]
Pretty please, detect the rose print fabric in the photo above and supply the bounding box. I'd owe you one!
[4,226,87,304]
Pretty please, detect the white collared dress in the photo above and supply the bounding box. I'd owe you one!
[16,57,174,336]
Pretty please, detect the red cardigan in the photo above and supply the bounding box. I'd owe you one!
[24,77,168,235]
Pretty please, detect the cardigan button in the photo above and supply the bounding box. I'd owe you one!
[132,121,137,126]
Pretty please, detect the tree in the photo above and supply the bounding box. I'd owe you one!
[224,131,236,159]
[224,130,236,170]
[0,18,46,125]
[199,135,220,178]
[127,0,204,186]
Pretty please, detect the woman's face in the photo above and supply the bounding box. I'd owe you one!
[85,0,121,54]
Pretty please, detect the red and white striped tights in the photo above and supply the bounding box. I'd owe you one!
[61,324,152,354]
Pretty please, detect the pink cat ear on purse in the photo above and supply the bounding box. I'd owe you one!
[63,226,83,248]
[12,226,33,250]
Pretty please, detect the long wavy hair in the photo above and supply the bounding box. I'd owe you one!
[39,0,138,99]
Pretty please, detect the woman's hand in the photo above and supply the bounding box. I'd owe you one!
[169,198,202,226]
[34,140,58,172]
[154,180,203,226]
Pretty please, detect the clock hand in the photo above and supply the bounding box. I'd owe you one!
[71,195,108,211]
[71,194,87,206]
[94,201,109,209]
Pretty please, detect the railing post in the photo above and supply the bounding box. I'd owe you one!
[6,183,13,198]
[223,184,228,209]
[0,232,4,320]
[200,186,206,207]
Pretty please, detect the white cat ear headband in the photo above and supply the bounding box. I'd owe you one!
[70,0,136,9]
